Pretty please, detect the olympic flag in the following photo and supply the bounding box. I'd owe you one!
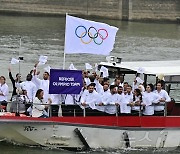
[64,15,119,55]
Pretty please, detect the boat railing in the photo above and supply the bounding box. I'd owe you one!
[0,100,169,117]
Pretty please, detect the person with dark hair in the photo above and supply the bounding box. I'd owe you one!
[120,85,133,115]
[32,65,50,103]
[0,76,9,110]
[32,89,52,118]
[123,82,129,92]
[10,89,29,114]
[104,85,120,115]
[96,83,110,115]
[103,77,110,85]
[117,86,124,95]
[20,74,36,102]
[8,67,22,99]
[131,88,142,115]
[80,83,101,116]
[154,82,171,116]
[111,78,122,87]
[142,83,160,115]
[83,71,90,86]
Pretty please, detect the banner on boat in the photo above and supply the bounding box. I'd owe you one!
[64,15,119,55]
[49,69,83,94]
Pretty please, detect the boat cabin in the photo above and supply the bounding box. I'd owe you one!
[99,57,180,116]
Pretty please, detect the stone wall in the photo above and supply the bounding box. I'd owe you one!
[129,0,180,21]
[0,0,123,19]
[0,0,179,22]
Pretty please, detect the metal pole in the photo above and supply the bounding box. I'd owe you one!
[63,52,66,69]
[19,37,21,74]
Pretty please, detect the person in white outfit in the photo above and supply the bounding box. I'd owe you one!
[119,85,133,115]
[97,83,111,115]
[0,76,9,110]
[104,85,119,115]
[154,82,171,116]
[80,83,101,116]
[142,84,160,116]
[117,86,124,96]
[131,88,142,116]
[32,89,52,118]
[33,68,50,103]
[20,74,36,103]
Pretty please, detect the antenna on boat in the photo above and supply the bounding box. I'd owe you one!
[63,13,68,70]
[18,37,21,74]
[18,37,24,74]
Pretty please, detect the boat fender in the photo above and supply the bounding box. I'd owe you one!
[123,131,130,148]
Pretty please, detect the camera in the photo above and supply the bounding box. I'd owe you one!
[18,57,24,60]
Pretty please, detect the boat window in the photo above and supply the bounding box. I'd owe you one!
[168,84,180,103]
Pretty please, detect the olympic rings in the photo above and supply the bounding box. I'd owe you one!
[93,33,103,45]
[88,26,98,39]
[80,32,93,44]
[75,25,108,45]
[75,26,87,38]
[98,28,108,40]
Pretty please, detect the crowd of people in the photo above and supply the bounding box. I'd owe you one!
[0,63,171,118]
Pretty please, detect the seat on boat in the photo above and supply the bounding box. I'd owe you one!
[167,98,180,116]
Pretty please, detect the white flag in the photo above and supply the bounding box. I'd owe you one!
[38,55,48,65]
[11,58,19,64]
[136,77,144,84]
[65,15,118,55]
[94,63,98,72]
[85,63,93,70]
[100,66,109,77]
[69,63,77,70]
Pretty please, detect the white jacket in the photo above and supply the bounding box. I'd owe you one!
[32,76,50,102]
[20,81,36,102]
[32,97,46,117]
[142,92,160,115]
[0,83,9,101]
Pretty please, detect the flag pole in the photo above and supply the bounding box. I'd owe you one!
[19,37,21,74]
[63,51,66,69]
[63,13,68,70]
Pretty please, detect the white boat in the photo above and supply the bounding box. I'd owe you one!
[1,58,180,151]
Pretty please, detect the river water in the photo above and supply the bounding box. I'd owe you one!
[0,15,180,153]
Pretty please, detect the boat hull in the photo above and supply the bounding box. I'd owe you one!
[0,116,180,150]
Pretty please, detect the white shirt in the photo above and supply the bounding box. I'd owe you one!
[51,94,63,105]
[131,95,141,111]
[74,88,87,105]
[120,93,133,113]
[32,76,50,102]
[32,97,46,117]
[104,93,119,114]
[142,92,160,115]
[154,89,171,111]
[97,89,111,112]
[0,83,9,101]
[20,81,36,102]
[64,94,76,105]
[80,90,101,110]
